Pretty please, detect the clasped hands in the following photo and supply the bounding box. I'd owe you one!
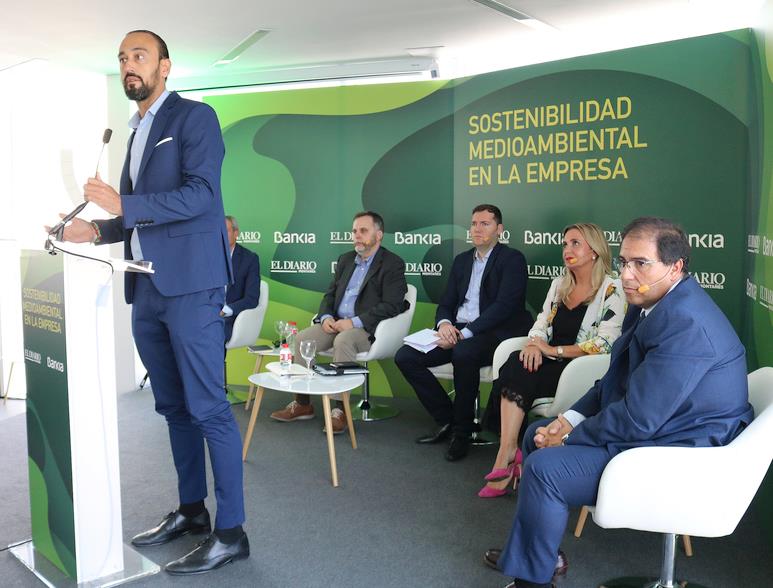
[321,317,354,334]
[534,413,573,449]
[435,322,464,349]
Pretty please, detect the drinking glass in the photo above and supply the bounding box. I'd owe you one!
[273,320,287,348]
[300,340,317,380]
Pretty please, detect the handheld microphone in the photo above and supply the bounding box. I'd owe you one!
[48,128,112,240]
[637,270,671,294]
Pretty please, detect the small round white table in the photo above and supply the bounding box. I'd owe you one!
[242,363,364,487]
[244,346,280,411]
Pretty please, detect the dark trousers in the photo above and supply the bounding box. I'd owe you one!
[394,328,500,436]
[132,275,245,530]
[499,419,613,583]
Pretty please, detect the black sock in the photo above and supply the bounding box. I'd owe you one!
[215,525,244,544]
[178,500,205,518]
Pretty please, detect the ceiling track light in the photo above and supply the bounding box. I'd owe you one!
[469,0,555,30]
[214,29,272,67]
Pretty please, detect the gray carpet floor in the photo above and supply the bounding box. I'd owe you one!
[1,390,771,588]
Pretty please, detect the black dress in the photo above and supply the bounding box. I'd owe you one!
[483,303,587,434]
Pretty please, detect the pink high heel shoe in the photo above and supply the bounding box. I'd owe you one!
[478,466,520,498]
[484,448,523,481]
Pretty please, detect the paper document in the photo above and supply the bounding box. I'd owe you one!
[403,328,439,353]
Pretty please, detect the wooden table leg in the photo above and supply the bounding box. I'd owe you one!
[341,392,357,449]
[242,386,264,461]
[245,355,264,411]
[321,395,339,487]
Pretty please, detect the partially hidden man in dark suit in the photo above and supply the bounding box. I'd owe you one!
[270,211,408,433]
[395,204,532,462]
[57,31,249,575]
[222,215,261,344]
[488,217,754,588]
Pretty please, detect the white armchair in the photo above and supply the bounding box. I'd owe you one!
[586,367,773,588]
[490,336,610,418]
[225,281,269,393]
[320,285,417,421]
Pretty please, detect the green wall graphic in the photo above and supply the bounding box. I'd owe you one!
[203,30,757,402]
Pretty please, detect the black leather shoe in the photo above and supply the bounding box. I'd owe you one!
[485,548,568,579]
[484,548,501,570]
[165,532,250,575]
[445,434,470,461]
[131,510,211,547]
[415,423,452,444]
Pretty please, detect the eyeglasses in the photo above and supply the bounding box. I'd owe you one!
[613,257,660,274]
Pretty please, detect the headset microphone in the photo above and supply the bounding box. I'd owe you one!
[637,270,671,294]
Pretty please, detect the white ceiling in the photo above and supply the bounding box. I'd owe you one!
[0,1,765,83]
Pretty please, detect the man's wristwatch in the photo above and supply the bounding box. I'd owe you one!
[561,433,569,446]
[556,346,564,360]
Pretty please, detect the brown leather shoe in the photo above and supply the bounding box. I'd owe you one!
[270,400,314,422]
[323,408,346,435]
[485,548,568,579]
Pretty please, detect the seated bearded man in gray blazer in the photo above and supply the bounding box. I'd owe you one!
[270,211,408,433]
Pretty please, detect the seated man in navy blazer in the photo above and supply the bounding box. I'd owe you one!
[395,204,532,462]
[486,217,754,588]
[222,215,261,344]
[270,211,408,433]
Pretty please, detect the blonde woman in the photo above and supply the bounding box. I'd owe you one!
[479,223,624,498]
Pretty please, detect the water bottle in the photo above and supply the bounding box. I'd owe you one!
[279,343,292,375]
[287,321,298,358]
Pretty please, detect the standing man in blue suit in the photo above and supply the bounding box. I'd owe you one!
[222,215,261,345]
[396,204,532,462]
[486,217,753,588]
[56,30,249,575]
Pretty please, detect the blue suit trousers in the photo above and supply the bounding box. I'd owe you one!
[499,419,613,583]
[132,274,245,529]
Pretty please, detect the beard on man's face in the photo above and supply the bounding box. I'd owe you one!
[123,74,155,101]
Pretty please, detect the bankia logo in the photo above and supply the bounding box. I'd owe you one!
[238,230,261,244]
[523,229,621,247]
[688,233,724,249]
[24,348,41,364]
[746,278,758,301]
[405,262,443,276]
[528,265,565,280]
[274,231,316,244]
[270,260,317,274]
[394,232,442,245]
[466,229,510,244]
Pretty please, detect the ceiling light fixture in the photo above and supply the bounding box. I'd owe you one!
[213,29,272,67]
[469,0,556,31]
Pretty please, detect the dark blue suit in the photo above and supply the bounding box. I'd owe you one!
[95,92,245,530]
[396,243,531,435]
[499,276,753,583]
[224,244,261,343]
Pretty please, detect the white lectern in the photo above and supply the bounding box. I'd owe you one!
[10,250,159,587]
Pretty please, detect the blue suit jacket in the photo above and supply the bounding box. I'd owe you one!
[568,276,753,454]
[95,92,232,303]
[435,242,532,341]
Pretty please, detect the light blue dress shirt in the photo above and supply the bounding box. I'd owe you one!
[127,89,170,261]
[438,246,492,339]
[321,248,378,329]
